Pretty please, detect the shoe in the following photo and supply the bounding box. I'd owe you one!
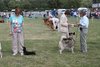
[20,53,24,56]
[13,53,17,56]
[81,50,87,53]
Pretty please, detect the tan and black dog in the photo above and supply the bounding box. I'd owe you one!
[59,32,75,54]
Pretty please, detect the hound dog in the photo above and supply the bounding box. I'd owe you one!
[59,32,75,54]
[43,18,54,31]
[49,17,59,30]
[0,43,3,58]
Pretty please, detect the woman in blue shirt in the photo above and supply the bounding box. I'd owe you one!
[9,7,24,56]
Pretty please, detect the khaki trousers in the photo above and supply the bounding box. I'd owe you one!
[12,32,24,54]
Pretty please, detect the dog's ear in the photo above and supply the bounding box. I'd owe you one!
[22,46,26,50]
[69,33,71,35]
[73,32,75,35]
[69,32,73,35]
[69,32,75,35]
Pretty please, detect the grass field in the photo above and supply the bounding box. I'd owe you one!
[0,17,100,67]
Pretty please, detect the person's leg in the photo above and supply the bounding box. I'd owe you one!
[68,25,71,33]
[18,32,24,55]
[12,32,18,55]
[80,30,87,53]
[66,27,69,38]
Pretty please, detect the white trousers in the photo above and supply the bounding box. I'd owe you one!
[12,32,24,54]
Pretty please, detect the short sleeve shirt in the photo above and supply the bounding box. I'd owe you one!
[9,14,24,32]
[80,16,89,28]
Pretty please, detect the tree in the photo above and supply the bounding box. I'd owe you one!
[81,0,92,8]
[0,0,7,11]
[0,0,93,11]
[61,0,81,8]
[22,0,31,10]
[8,0,16,9]
[47,0,62,9]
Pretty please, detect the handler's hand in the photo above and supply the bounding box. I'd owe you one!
[74,23,80,27]
[71,24,75,27]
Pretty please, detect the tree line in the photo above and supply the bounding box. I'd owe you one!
[0,0,93,11]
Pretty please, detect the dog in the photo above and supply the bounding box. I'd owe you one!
[0,43,3,58]
[22,46,36,55]
[0,20,4,23]
[59,32,75,54]
[43,19,54,30]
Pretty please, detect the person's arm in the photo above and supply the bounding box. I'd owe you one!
[68,22,75,27]
[22,16,24,27]
[21,16,24,31]
[8,17,13,35]
[74,23,81,27]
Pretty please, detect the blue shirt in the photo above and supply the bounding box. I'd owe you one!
[9,14,24,32]
[80,15,89,28]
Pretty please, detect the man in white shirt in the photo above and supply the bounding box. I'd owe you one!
[78,10,89,53]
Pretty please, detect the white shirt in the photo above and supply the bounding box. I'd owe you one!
[80,15,89,28]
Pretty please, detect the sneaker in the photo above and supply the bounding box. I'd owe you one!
[13,53,17,56]
[20,53,24,56]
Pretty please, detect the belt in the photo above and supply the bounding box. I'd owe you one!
[80,27,88,31]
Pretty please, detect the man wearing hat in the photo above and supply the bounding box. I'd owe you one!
[77,9,89,53]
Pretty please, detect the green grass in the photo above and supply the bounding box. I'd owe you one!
[0,17,100,67]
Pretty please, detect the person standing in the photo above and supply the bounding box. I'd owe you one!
[78,10,89,53]
[59,10,71,39]
[9,7,24,56]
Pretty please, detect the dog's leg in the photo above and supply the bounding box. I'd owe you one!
[59,42,64,54]
[59,49,63,54]
[59,46,64,54]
